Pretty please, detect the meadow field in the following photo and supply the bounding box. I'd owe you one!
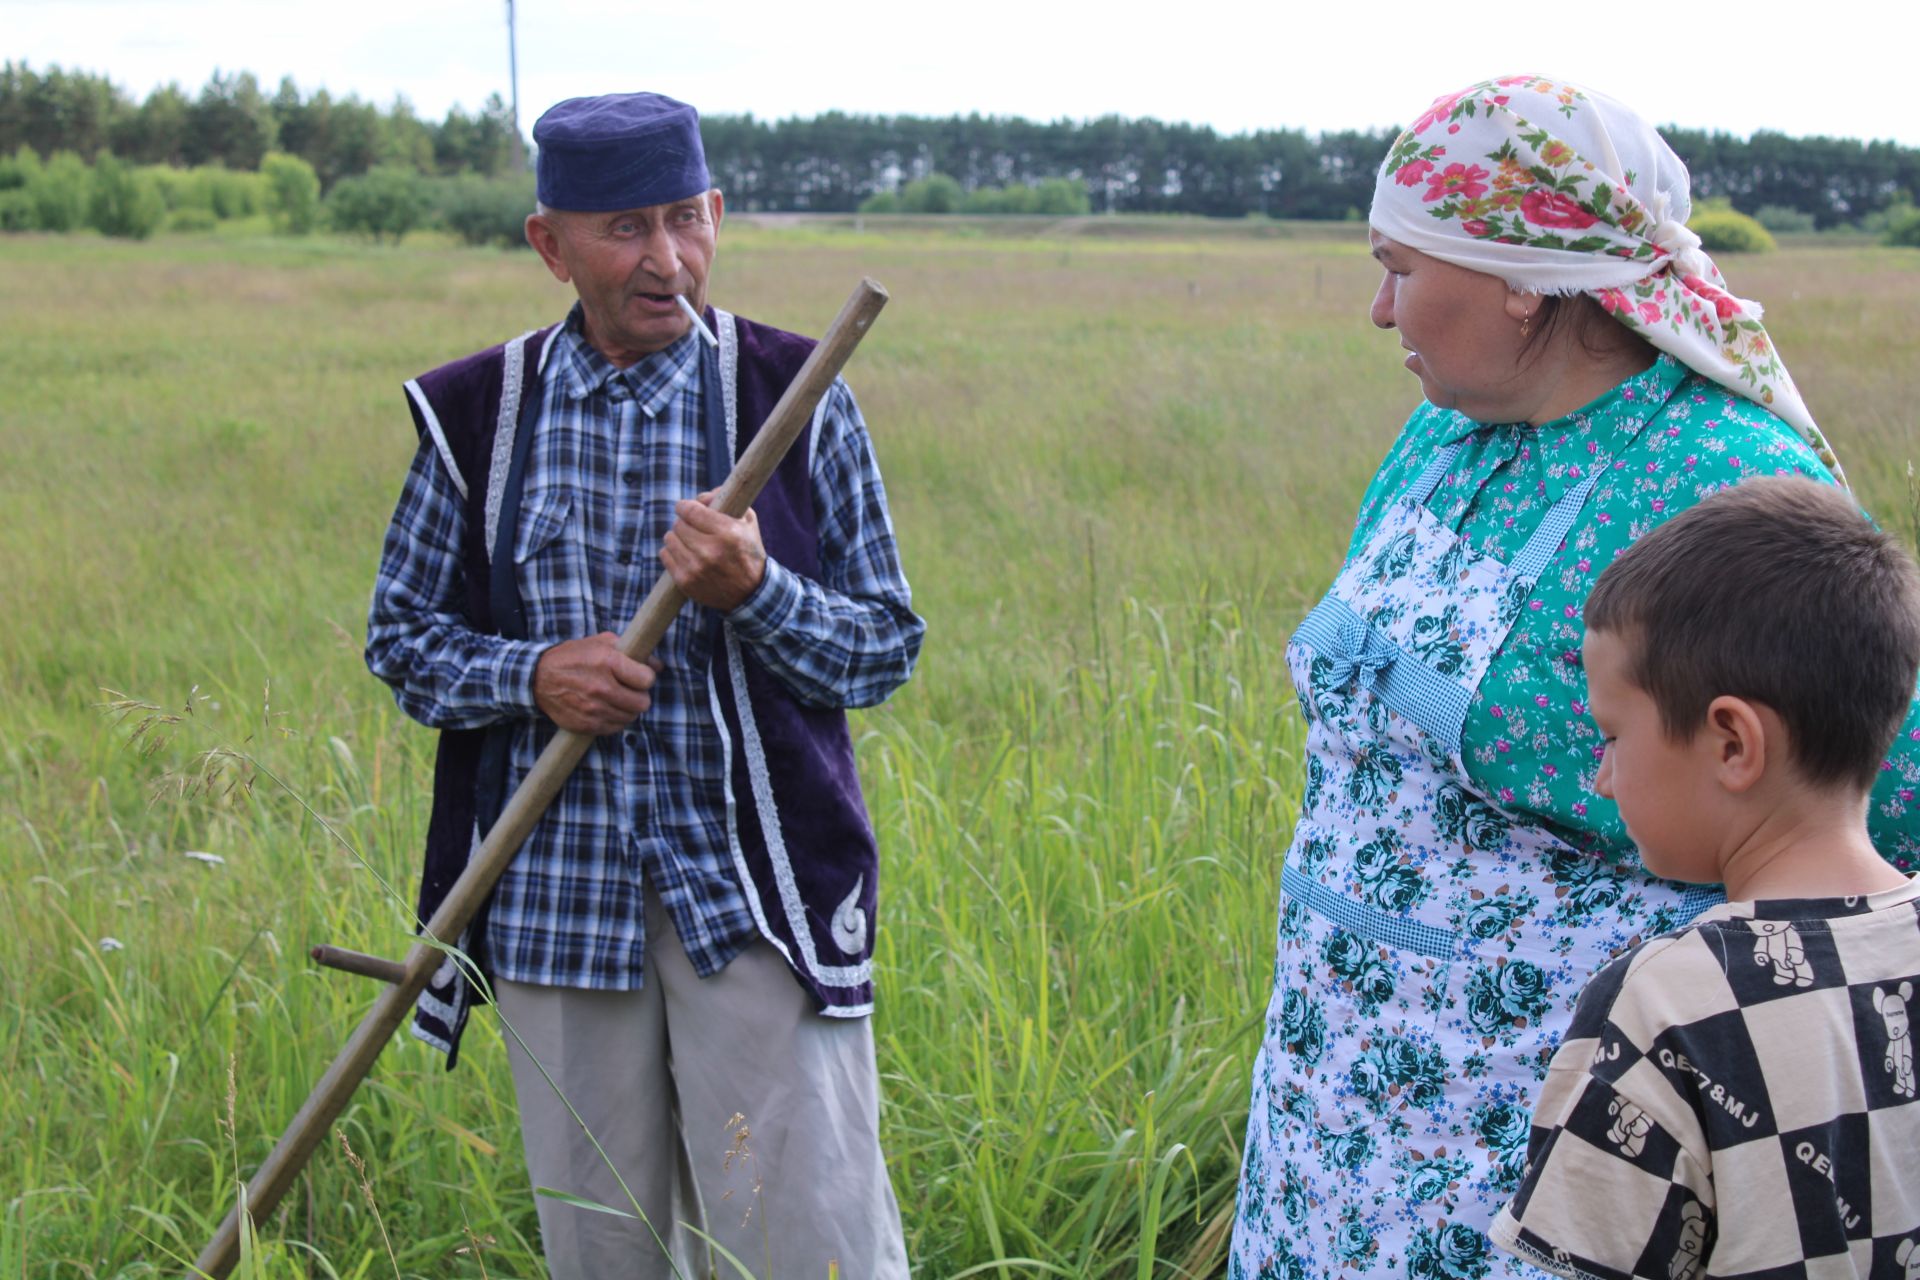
[1,219,1916,1279]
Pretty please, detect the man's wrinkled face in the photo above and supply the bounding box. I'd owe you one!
[527,190,723,366]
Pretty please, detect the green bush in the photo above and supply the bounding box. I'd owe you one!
[134,164,263,221]
[881,175,1086,217]
[1689,199,1776,253]
[326,164,428,242]
[27,151,92,232]
[167,206,219,232]
[0,146,40,231]
[198,165,265,218]
[0,145,39,193]
[964,184,1038,215]
[153,164,266,219]
[434,172,535,248]
[1752,204,1816,234]
[900,173,964,214]
[260,152,321,234]
[1883,202,1920,248]
[87,153,165,239]
[0,189,31,231]
[961,186,998,215]
[1032,176,1090,216]
[141,165,191,211]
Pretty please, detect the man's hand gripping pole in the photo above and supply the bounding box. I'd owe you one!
[193,278,890,1278]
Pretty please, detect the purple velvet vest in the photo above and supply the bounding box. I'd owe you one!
[399,311,881,1066]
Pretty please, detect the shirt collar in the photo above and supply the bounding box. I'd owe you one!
[551,303,701,418]
[1430,353,1691,502]
[1430,354,1687,445]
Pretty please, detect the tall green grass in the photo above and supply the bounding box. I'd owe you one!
[1,224,1914,1277]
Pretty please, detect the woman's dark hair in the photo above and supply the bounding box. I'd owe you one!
[1522,293,1650,365]
[1584,476,1920,791]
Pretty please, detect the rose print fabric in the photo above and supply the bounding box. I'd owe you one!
[1229,362,1920,1280]
[1367,74,1840,480]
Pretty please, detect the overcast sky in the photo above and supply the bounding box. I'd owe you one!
[8,0,1914,146]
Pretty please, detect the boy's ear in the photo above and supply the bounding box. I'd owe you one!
[1704,694,1770,794]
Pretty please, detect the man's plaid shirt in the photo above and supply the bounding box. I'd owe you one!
[367,312,923,990]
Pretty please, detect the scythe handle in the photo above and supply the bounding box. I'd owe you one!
[193,278,890,1278]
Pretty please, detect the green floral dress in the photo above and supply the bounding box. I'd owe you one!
[1228,354,1920,1280]
[1353,355,1920,865]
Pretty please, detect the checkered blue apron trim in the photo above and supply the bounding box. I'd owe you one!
[1406,442,1597,586]
[1406,442,1461,507]
[1280,860,1461,960]
[1294,597,1474,747]
[1509,474,1597,583]
[1676,883,1728,919]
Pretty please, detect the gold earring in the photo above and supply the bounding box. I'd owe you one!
[1520,312,1532,340]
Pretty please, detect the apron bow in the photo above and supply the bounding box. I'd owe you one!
[1328,619,1398,691]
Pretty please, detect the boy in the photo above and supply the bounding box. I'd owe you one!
[1490,476,1920,1278]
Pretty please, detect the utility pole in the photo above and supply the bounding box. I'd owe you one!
[506,0,528,168]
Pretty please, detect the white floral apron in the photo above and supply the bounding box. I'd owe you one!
[1229,390,1721,1280]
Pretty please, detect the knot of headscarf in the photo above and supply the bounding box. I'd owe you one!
[1645,192,1714,283]
[1368,74,1844,485]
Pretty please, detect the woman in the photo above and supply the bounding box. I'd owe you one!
[1229,75,1920,1279]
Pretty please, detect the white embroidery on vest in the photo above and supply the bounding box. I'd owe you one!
[1894,1237,1919,1280]
[831,876,867,955]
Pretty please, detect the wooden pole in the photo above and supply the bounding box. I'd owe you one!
[193,279,890,1278]
[308,945,405,986]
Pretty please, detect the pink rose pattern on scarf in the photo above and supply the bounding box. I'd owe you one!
[1376,75,1845,484]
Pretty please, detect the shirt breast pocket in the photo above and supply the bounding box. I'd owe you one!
[512,490,596,640]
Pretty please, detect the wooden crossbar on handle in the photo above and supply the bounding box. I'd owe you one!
[193,278,890,1279]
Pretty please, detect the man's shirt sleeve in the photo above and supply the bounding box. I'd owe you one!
[365,437,547,729]
[1491,995,1717,1280]
[726,379,925,709]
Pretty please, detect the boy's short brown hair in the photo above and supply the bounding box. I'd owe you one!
[1584,475,1920,791]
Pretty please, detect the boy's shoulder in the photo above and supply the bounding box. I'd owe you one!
[1561,925,1710,1048]
[1587,884,1920,1024]
[1499,882,1920,1280]
[1571,882,1920,1098]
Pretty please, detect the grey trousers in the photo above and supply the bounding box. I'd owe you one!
[493,887,909,1280]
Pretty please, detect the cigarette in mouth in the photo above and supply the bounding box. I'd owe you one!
[676,294,719,347]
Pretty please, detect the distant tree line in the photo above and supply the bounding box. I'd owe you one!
[0,62,519,189]
[704,113,1920,228]
[4,62,1919,233]
[1660,128,1920,229]
[700,112,1391,218]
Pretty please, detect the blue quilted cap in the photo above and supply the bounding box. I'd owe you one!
[533,92,711,212]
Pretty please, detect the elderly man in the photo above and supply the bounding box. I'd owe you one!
[366,91,921,1278]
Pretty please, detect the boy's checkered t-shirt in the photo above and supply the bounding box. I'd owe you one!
[1491,877,1920,1279]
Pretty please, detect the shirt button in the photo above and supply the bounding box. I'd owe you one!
[617,549,634,565]
[623,470,641,486]
[624,731,640,749]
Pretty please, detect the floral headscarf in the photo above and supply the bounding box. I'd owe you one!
[1369,74,1843,484]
